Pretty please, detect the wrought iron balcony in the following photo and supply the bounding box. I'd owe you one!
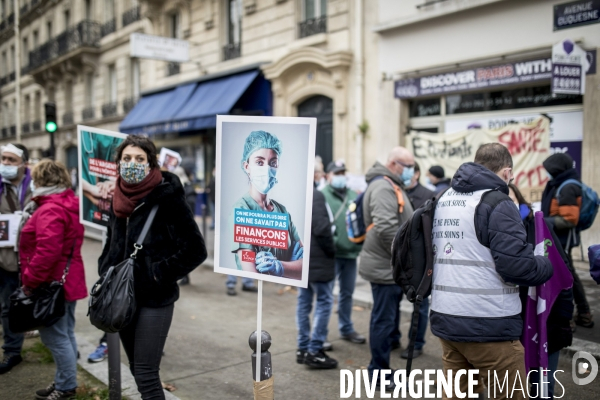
[102,102,118,117]
[0,76,6,86]
[1,128,7,138]
[166,62,180,76]
[82,106,95,121]
[101,18,116,37]
[8,72,15,82]
[123,97,138,113]
[223,43,241,61]
[28,20,102,72]
[22,122,30,134]
[7,13,14,25]
[63,111,74,125]
[122,6,140,27]
[299,16,327,39]
[9,126,16,137]
[32,120,41,131]
[0,20,5,31]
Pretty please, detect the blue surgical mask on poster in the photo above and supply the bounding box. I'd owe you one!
[0,164,19,180]
[401,167,415,187]
[250,164,278,194]
[331,175,347,189]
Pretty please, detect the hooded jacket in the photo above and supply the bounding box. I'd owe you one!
[433,178,451,194]
[541,154,582,248]
[359,162,414,284]
[430,163,553,342]
[19,189,87,302]
[309,190,335,282]
[98,171,207,308]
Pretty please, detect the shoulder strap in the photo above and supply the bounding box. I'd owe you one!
[136,205,159,245]
[60,242,77,284]
[556,179,581,199]
[333,192,348,221]
[382,176,405,213]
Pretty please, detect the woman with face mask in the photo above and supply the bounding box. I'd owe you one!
[231,130,303,279]
[98,135,207,399]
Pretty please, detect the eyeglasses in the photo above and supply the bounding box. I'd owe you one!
[394,160,415,169]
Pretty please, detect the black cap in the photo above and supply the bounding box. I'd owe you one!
[326,160,346,174]
[428,165,445,179]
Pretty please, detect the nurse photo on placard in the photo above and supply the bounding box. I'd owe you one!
[230,130,304,279]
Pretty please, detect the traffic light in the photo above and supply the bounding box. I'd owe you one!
[44,102,57,133]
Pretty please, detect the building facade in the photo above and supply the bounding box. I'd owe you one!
[1,0,369,187]
[371,0,600,247]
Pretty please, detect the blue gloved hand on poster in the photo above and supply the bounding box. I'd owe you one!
[290,242,304,261]
[256,251,284,276]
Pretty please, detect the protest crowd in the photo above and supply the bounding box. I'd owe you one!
[0,129,597,400]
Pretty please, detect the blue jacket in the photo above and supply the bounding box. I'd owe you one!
[430,162,553,342]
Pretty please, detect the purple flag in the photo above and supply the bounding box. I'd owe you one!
[522,212,573,373]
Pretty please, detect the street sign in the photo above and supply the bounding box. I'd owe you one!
[554,0,600,31]
[130,33,190,62]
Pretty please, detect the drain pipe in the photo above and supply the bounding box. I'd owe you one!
[354,0,364,174]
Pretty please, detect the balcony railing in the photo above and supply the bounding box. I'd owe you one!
[8,13,14,25]
[63,111,74,125]
[1,128,7,138]
[299,16,327,39]
[101,18,116,37]
[82,106,95,121]
[28,20,102,72]
[123,96,138,113]
[22,122,30,134]
[223,43,241,61]
[9,126,16,137]
[32,120,41,131]
[102,102,117,117]
[122,6,140,27]
[166,62,180,76]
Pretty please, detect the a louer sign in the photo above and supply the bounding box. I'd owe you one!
[130,33,190,63]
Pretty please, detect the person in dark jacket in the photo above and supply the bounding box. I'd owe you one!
[510,183,574,399]
[98,135,207,399]
[426,165,451,194]
[430,143,553,399]
[296,189,337,369]
[541,153,593,328]
[406,161,435,209]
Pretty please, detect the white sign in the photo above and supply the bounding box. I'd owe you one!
[0,213,22,249]
[444,110,583,142]
[130,33,190,63]
[552,39,590,95]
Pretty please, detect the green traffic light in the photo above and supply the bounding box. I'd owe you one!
[45,121,57,133]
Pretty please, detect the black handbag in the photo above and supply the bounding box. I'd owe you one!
[88,205,159,333]
[8,244,76,333]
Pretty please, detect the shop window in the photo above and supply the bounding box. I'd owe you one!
[446,86,582,115]
[409,98,441,118]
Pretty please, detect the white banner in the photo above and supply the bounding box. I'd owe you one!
[130,33,190,63]
[409,117,551,189]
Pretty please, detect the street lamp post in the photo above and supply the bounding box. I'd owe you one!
[14,0,21,142]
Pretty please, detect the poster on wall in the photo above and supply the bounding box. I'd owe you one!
[408,117,551,190]
[214,115,317,288]
[552,39,591,95]
[77,126,127,231]
[444,111,583,174]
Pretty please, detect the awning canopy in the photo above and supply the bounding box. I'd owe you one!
[120,69,267,135]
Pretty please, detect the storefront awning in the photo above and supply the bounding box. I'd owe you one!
[120,69,264,135]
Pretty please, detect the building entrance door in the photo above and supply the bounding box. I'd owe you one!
[297,95,333,167]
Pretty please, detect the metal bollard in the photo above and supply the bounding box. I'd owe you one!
[249,330,273,400]
[107,333,121,400]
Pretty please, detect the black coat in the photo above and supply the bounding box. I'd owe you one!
[309,190,335,282]
[406,182,435,209]
[98,172,207,308]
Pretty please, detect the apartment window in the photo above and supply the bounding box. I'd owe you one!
[22,38,28,66]
[300,0,327,38]
[85,0,93,20]
[65,80,73,111]
[1,52,6,75]
[304,0,327,20]
[169,12,179,38]
[85,73,94,106]
[10,45,14,71]
[33,30,38,48]
[105,0,115,22]
[108,64,117,102]
[64,10,71,29]
[24,95,30,122]
[131,59,140,98]
[0,0,4,20]
[227,0,242,45]
[2,103,7,127]
[47,21,53,40]
[34,92,41,121]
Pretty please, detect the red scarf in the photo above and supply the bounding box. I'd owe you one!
[112,168,163,218]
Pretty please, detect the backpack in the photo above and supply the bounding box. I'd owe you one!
[391,188,506,375]
[346,176,405,244]
[587,244,600,284]
[556,179,600,231]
